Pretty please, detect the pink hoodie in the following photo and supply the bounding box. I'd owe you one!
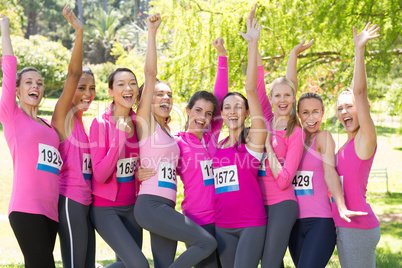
[176,56,228,225]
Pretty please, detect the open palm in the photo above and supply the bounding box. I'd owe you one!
[353,22,380,49]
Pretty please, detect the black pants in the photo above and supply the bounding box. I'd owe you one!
[9,211,58,268]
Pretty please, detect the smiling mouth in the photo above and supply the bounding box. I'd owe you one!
[160,103,170,112]
[344,117,353,127]
[123,94,133,102]
[306,122,317,127]
[28,92,39,99]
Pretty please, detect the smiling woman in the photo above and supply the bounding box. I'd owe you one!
[0,13,61,267]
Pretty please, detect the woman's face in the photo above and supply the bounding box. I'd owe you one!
[222,95,249,130]
[17,71,44,107]
[152,83,173,118]
[108,71,138,109]
[298,98,324,134]
[72,73,96,111]
[269,84,295,117]
[337,93,359,133]
[186,99,214,132]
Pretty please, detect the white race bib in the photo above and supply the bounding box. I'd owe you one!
[200,160,214,186]
[158,162,177,190]
[214,165,239,194]
[258,153,267,177]
[116,157,138,183]
[82,153,92,180]
[37,143,63,175]
[292,171,314,196]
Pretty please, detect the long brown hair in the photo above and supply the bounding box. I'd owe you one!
[270,77,300,137]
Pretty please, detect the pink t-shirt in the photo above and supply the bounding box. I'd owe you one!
[176,56,228,226]
[332,138,379,229]
[295,136,332,219]
[0,55,61,222]
[89,104,139,206]
[59,117,92,205]
[138,123,180,203]
[213,142,267,228]
[256,65,304,205]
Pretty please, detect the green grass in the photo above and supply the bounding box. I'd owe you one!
[0,98,401,267]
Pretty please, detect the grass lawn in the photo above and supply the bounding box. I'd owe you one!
[0,98,401,267]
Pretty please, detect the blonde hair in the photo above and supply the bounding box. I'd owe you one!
[270,77,300,137]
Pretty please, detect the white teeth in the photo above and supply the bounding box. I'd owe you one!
[82,100,90,104]
[228,117,238,120]
[307,122,316,126]
[195,120,204,125]
[160,103,169,107]
[29,92,39,96]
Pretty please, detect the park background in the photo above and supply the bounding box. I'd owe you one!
[0,0,401,267]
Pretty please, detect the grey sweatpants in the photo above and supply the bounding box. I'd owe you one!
[215,225,266,268]
[336,226,381,268]
[90,204,148,268]
[134,194,217,268]
[261,200,298,268]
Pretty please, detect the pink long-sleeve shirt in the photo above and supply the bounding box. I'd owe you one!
[256,65,304,205]
[176,56,228,226]
[89,104,139,205]
[0,55,61,222]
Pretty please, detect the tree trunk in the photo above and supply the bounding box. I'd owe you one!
[77,0,84,23]
[25,10,38,39]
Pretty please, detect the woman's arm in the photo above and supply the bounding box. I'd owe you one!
[0,14,17,123]
[352,22,379,159]
[136,13,161,141]
[89,118,129,183]
[210,37,228,139]
[51,6,84,141]
[286,39,314,92]
[266,128,304,189]
[318,130,368,222]
[239,14,267,152]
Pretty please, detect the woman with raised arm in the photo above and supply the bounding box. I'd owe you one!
[0,13,61,267]
[134,13,217,268]
[50,6,96,268]
[333,23,381,268]
[212,14,267,268]
[250,3,313,265]
[289,91,367,268]
[89,65,149,267]
[175,37,228,268]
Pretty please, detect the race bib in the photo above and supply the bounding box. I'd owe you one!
[158,162,177,190]
[200,160,214,186]
[292,171,314,196]
[116,157,138,183]
[82,153,92,180]
[214,165,239,194]
[258,153,267,177]
[331,176,343,202]
[37,143,63,175]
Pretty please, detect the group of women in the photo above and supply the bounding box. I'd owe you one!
[0,3,381,268]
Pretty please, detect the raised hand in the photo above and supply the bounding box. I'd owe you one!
[147,13,161,31]
[0,13,10,30]
[212,38,226,57]
[353,22,380,50]
[291,39,314,55]
[239,18,261,43]
[63,5,83,32]
[247,2,258,22]
[0,14,13,56]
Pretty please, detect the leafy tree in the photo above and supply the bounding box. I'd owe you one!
[113,0,401,112]
[0,35,71,95]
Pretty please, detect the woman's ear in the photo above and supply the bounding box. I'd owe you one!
[108,88,114,98]
[16,87,20,99]
[185,107,191,116]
